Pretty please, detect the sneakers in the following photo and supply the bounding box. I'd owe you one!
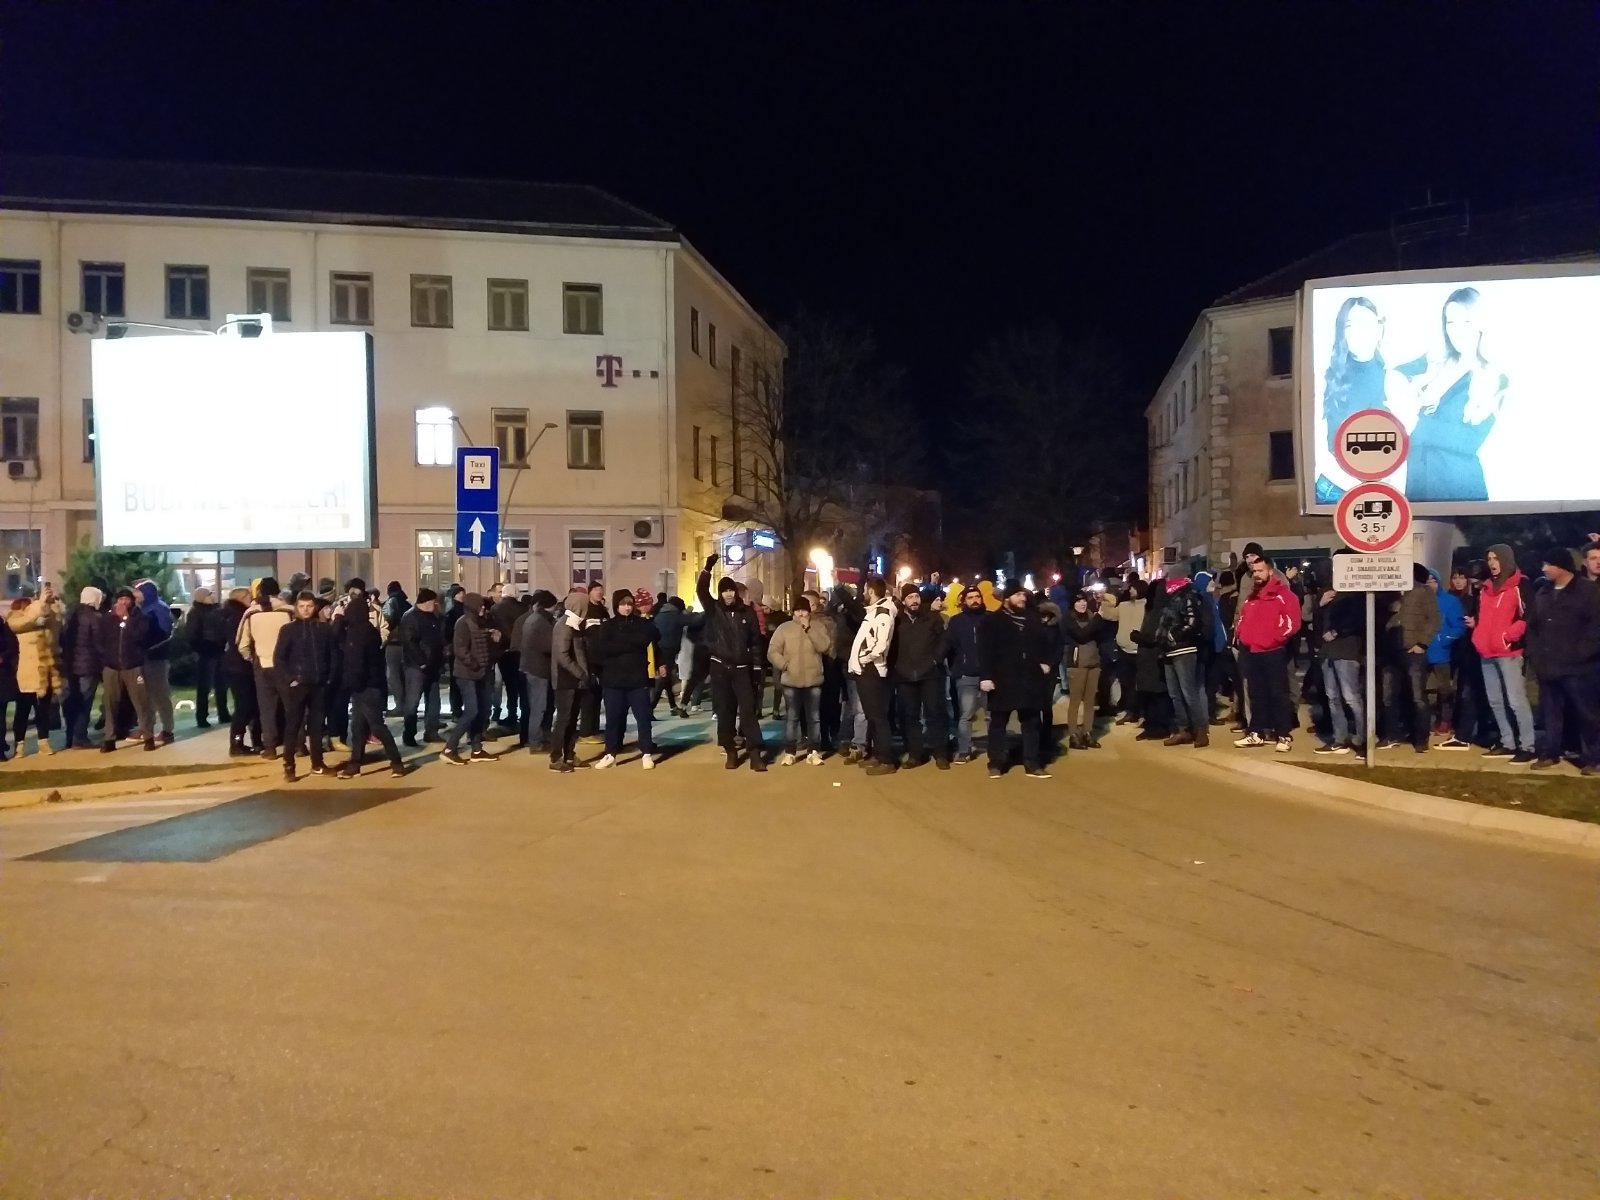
[1530,757,1560,771]
[1025,768,1053,779]
[309,765,335,777]
[441,750,468,766]
[1482,744,1514,758]
[988,766,1004,780]
[952,752,974,765]
[806,751,825,766]
[336,765,359,780]
[391,762,411,779]
[469,749,495,762]
[1313,742,1351,755]
[549,758,573,773]
[864,760,896,776]
[1275,737,1293,754]
[776,752,797,767]
[591,753,617,770]
[1233,732,1266,748]
[1438,738,1471,750]
[1510,750,1537,764]
[641,754,657,771]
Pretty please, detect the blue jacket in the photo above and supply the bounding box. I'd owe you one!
[1427,570,1465,665]
[1193,572,1227,653]
[945,609,984,678]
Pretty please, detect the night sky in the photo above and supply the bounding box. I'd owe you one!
[5,3,1595,446]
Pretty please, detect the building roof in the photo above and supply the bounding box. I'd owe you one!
[1216,196,1600,306]
[0,154,678,241]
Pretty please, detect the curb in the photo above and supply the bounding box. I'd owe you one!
[1145,741,1600,855]
[0,760,280,811]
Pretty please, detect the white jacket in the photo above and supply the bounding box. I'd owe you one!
[847,598,897,677]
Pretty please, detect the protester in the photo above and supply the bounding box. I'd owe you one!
[1378,563,1443,753]
[381,581,411,713]
[397,588,445,747]
[800,588,837,750]
[696,555,767,771]
[549,591,590,773]
[891,583,951,769]
[1193,570,1227,723]
[184,587,229,727]
[1149,564,1208,748]
[442,592,496,766]
[8,585,64,756]
[1211,570,1242,722]
[1423,569,1465,743]
[275,590,336,782]
[96,588,156,753]
[589,589,662,769]
[1467,543,1537,762]
[847,575,897,775]
[1061,591,1107,749]
[978,581,1054,779]
[1035,595,1066,760]
[577,581,609,742]
[238,577,295,758]
[0,608,17,759]
[827,584,866,758]
[1113,578,1146,724]
[945,584,987,764]
[1133,580,1171,740]
[651,594,688,717]
[220,587,260,755]
[336,600,408,778]
[1526,547,1600,773]
[767,595,832,765]
[133,579,176,745]
[1440,567,1492,750]
[442,583,466,716]
[59,586,105,751]
[488,585,523,730]
[519,590,557,754]
[1312,568,1367,755]
[1233,554,1300,751]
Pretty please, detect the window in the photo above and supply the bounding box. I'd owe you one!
[1178,381,1186,422]
[415,407,455,466]
[709,434,720,486]
[487,278,529,331]
[165,549,278,603]
[1189,362,1199,411]
[331,272,373,325]
[81,262,125,317]
[494,407,529,466]
[1180,461,1189,507]
[1267,326,1294,377]
[83,398,95,463]
[416,531,456,595]
[335,550,373,590]
[567,410,604,470]
[1268,429,1295,480]
[0,260,42,315]
[708,322,718,367]
[500,531,531,591]
[247,268,291,321]
[562,283,603,335]
[0,529,42,598]
[690,307,701,354]
[569,530,605,589]
[692,424,702,480]
[1,398,38,460]
[411,274,453,328]
[730,344,742,389]
[165,265,209,320]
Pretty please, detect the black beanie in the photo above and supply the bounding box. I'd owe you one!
[1413,562,1431,585]
[717,576,739,596]
[416,588,438,604]
[1001,581,1029,600]
[1542,547,1577,574]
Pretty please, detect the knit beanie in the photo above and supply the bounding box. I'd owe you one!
[416,588,438,605]
[1542,547,1576,574]
[1001,581,1029,600]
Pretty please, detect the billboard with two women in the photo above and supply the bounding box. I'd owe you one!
[1299,261,1600,515]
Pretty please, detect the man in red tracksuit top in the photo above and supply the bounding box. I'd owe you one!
[1233,555,1302,751]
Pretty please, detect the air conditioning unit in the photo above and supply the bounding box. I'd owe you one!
[1160,544,1180,565]
[65,311,103,335]
[6,459,40,481]
[631,517,664,545]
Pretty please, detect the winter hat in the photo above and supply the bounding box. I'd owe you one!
[1243,542,1265,561]
[1486,543,1517,575]
[386,581,404,596]
[461,592,484,615]
[1000,581,1029,600]
[1542,546,1577,574]
[316,578,337,598]
[961,584,983,601]
[1412,562,1431,585]
[344,577,367,593]
[900,582,921,601]
[634,587,654,610]
[285,572,311,596]
[416,587,438,605]
[613,588,635,612]
[79,585,104,609]
[191,587,213,604]
[257,577,280,598]
[717,576,739,597]
[792,596,812,613]
[1165,561,1191,581]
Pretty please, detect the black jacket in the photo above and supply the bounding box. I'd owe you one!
[184,601,227,656]
[339,615,388,692]
[592,614,660,690]
[398,607,445,673]
[892,610,947,681]
[452,614,492,681]
[977,608,1053,711]
[945,609,984,678]
[696,570,761,667]
[1314,592,1365,662]
[1062,611,1107,669]
[381,592,411,645]
[220,599,253,678]
[488,596,523,658]
[61,604,105,678]
[1150,582,1204,655]
[1526,575,1600,680]
[519,608,555,679]
[97,606,150,672]
[277,618,336,688]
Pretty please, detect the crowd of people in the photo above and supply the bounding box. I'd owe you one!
[1,534,1595,782]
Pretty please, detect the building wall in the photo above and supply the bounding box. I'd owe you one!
[0,209,772,600]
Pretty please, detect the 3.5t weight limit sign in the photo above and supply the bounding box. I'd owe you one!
[1335,481,1411,553]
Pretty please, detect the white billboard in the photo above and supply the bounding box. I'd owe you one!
[91,331,376,549]
[1299,262,1600,515]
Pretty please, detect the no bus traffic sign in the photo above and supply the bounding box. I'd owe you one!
[1334,481,1412,554]
[1332,407,1409,482]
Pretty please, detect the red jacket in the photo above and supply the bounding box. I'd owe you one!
[1237,575,1301,653]
[1472,570,1527,659]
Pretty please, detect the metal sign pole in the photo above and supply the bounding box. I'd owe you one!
[1365,591,1376,768]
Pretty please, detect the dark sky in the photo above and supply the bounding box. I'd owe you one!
[4,3,1595,417]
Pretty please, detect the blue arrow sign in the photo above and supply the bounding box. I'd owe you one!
[456,447,499,514]
[456,510,499,558]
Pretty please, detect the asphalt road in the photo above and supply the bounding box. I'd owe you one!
[2,733,1596,1199]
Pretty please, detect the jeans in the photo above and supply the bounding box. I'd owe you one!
[1241,646,1293,738]
[895,673,949,762]
[1066,665,1100,731]
[853,669,894,763]
[842,673,867,749]
[1481,657,1535,752]
[282,684,327,773]
[194,652,227,723]
[102,667,153,745]
[144,657,174,735]
[783,685,822,753]
[348,686,402,767]
[402,667,442,741]
[954,675,982,756]
[384,645,406,712]
[988,706,1042,772]
[1382,656,1431,748]
[63,674,99,747]
[524,675,551,747]
[445,676,490,754]
[602,686,654,756]
[1320,657,1366,746]
[1163,653,1206,733]
[1537,673,1600,766]
[710,661,764,753]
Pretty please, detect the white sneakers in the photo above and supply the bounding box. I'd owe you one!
[1275,737,1293,753]
[642,754,657,770]
[806,750,824,766]
[777,752,797,767]
[592,753,617,770]
[1233,732,1266,748]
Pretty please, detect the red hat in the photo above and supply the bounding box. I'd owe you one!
[633,587,654,610]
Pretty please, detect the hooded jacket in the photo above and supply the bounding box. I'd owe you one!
[942,583,965,618]
[976,580,1002,612]
[695,568,762,667]
[451,594,492,681]
[1425,572,1465,666]
[1236,574,1301,653]
[1192,572,1227,654]
[766,614,832,688]
[552,593,591,689]
[338,605,388,692]
[7,595,64,696]
[134,580,174,661]
[848,596,897,677]
[519,605,556,680]
[1526,572,1600,680]
[61,592,105,680]
[592,597,660,690]
[184,592,227,656]
[653,602,686,658]
[1472,545,1529,660]
[220,592,254,678]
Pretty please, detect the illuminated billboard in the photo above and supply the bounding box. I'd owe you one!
[91,331,377,549]
[1299,261,1600,515]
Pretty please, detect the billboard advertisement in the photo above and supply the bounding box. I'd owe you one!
[1299,262,1600,515]
[91,331,377,549]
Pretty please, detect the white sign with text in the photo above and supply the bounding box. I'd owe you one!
[1332,551,1414,593]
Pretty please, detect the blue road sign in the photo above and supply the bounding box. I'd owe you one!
[456,510,499,558]
[456,447,499,514]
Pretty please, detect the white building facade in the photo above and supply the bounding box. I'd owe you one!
[0,156,782,601]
